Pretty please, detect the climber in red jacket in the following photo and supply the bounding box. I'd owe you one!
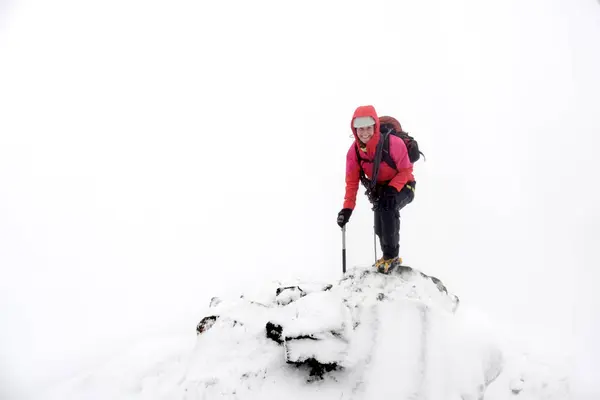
[337,105,416,273]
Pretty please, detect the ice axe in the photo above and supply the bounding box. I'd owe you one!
[341,225,346,274]
[373,225,377,265]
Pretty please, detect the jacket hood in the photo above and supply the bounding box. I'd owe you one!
[351,105,380,151]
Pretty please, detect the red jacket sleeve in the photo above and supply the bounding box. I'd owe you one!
[388,135,415,191]
[343,144,360,210]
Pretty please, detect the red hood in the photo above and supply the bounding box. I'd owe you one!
[351,105,380,153]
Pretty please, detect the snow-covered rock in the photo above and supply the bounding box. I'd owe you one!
[44,265,570,400]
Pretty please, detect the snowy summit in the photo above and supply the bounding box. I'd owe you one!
[47,264,569,400]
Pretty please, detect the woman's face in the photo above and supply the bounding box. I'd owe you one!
[357,125,375,144]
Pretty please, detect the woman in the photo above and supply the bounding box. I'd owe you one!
[336,105,416,273]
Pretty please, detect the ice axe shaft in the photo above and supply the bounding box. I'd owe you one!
[342,225,346,274]
[373,225,377,264]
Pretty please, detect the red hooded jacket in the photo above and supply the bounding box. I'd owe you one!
[343,105,414,210]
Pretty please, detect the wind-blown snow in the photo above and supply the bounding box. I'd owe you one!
[45,265,569,400]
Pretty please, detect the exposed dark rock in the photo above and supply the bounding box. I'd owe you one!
[196,315,218,335]
[286,357,339,380]
[265,321,284,345]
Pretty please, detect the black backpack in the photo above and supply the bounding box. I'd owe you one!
[378,123,425,169]
[354,119,424,203]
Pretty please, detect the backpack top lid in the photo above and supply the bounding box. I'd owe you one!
[379,116,402,133]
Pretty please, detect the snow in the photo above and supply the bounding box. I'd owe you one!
[44,265,569,399]
[1,0,599,398]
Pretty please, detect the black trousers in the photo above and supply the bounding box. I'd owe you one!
[374,183,415,259]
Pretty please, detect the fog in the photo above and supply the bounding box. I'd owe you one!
[1,0,599,398]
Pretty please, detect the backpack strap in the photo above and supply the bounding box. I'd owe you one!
[379,125,397,171]
[381,132,397,171]
[354,144,372,191]
[370,132,388,188]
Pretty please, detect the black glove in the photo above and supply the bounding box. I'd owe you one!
[384,185,398,196]
[379,186,398,211]
[337,208,353,228]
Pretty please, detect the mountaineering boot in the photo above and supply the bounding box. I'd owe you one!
[374,256,388,270]
[374,257,402,274]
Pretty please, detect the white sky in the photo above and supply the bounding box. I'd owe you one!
[1,0,599,398]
